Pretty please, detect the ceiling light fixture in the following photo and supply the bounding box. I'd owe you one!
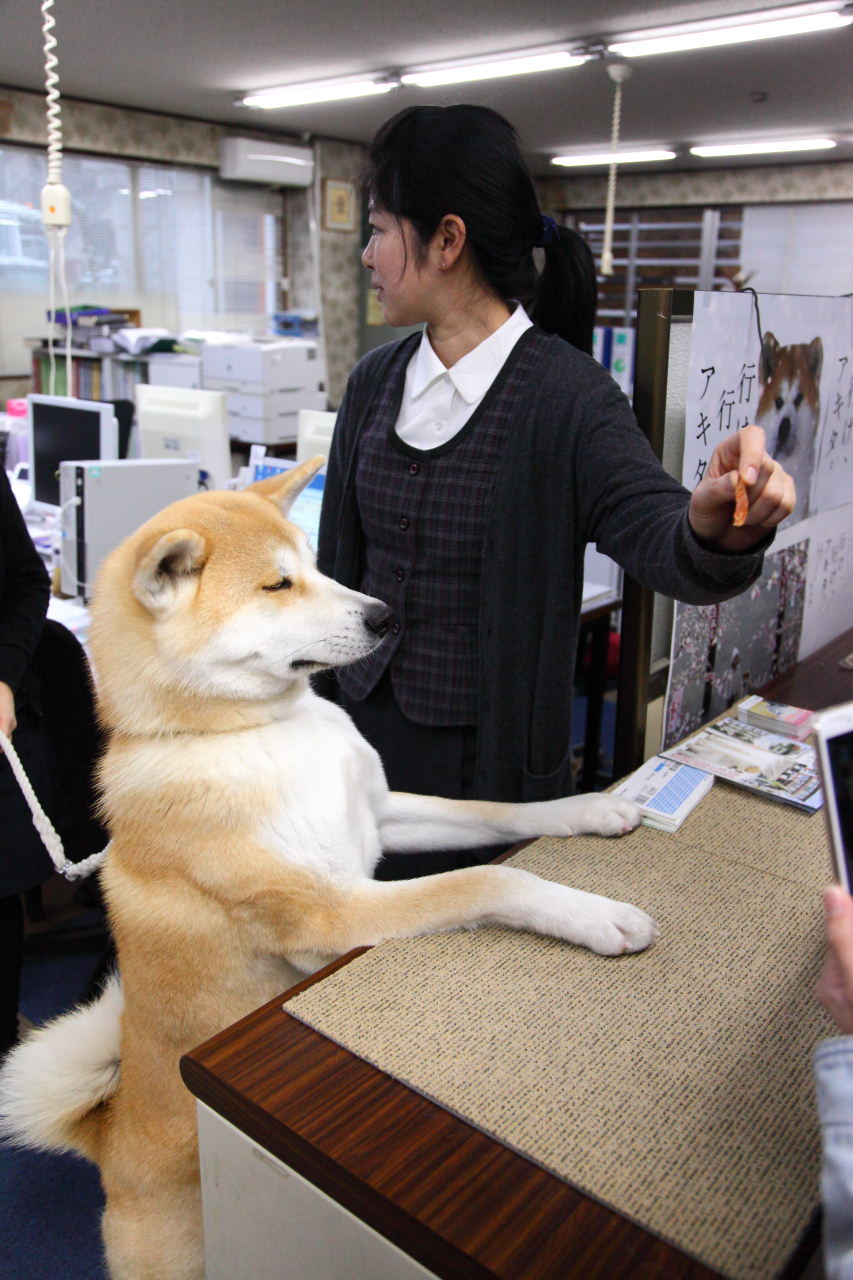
[552,149,677,167]
[400,48,586,88]
[690,137,838,156]
[607,2,852,57]
[240,77,397,110]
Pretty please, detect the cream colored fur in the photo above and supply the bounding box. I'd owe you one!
[0,458,657,1279]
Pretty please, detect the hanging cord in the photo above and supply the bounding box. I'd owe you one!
[0,729,108,881]
[740,286,765,352]
[599,61,632,278]
[41,0,73,394]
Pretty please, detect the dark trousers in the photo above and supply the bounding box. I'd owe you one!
[340,669,510,878]
[0,893,24,1055]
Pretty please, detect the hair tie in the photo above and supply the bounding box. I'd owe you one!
[540,215,559,247]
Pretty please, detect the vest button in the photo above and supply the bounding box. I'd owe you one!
[391,622,401,635]
[399,516,410,530]
[395,568,405,582]
[408,462,420,475]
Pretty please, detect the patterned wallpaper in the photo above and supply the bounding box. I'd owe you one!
[538,161,853,212]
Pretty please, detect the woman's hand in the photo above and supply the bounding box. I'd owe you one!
[817,885,853,1036]
[688,424,796,552]
[0,681,16,746]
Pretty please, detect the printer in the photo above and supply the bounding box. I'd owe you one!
[200,338,327,446]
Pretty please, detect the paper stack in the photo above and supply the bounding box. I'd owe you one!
[736,695,814,740]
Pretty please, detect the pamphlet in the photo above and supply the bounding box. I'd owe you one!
[613,756,715,832]
[661,716,823,813]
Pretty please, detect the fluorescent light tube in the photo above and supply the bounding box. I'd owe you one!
[608,3,852,56]
[401,49,586,87]
[241,79,396,110]
[690,138,837,156]
[552,149,677,167]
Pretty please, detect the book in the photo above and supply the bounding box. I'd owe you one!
[613,756,714,832]
[661,717,823,813]
[736,695,814,740]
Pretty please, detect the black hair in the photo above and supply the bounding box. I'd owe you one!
[363,104,596,355]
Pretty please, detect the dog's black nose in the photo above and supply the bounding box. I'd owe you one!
[776,418,792,454]
[364,602,397,638]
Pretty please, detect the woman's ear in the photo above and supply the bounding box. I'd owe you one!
[434,214,467,270]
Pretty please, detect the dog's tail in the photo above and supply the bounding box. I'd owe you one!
[0,973,122,1162]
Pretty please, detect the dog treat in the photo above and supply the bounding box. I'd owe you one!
[732,476,749,527]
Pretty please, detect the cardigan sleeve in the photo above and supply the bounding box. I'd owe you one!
[0,468,50,693]
[564,354,767,605]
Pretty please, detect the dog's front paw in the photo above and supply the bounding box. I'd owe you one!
[529,793,641,838]
[581,898,660,956]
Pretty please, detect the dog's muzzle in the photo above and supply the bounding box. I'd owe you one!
[774,417,793,456]
[364,602,397,638]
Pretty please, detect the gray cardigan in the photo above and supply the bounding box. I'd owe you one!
[318,330,768,803]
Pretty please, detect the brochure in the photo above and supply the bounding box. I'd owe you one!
[661,716,823,813]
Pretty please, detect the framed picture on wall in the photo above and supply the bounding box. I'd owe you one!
[322,179,357,232]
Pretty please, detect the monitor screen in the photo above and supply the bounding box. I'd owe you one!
[28,395,119,512]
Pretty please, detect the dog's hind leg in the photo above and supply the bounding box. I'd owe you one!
[102,1181,204,1280]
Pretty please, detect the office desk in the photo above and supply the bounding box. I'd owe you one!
[183,965,736,1280]
[181,630,851,1280]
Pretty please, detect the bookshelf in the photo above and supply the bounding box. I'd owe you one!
[30,347,151,402]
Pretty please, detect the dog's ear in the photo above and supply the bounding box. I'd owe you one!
[249,456,325,517]
[759,332,780,383]
[132,529,208,615]
[806,337,823,382]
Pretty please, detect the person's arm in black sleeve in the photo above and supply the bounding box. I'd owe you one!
[0,469,50,699]
[570,368,769,605]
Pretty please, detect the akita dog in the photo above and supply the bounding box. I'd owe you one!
[0,460,656,1280]
[756,331,823,525]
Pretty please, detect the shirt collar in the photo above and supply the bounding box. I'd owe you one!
[409,305,532,404]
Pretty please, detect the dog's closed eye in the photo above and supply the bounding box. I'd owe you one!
[262,576,293,592]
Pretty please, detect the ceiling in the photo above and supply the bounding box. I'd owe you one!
[1,0,851,177]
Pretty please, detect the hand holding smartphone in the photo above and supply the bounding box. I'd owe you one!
[813,700,853,891]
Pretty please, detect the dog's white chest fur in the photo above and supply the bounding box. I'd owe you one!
[248,693,388,880]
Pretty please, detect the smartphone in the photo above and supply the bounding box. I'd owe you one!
[813,701,853,891]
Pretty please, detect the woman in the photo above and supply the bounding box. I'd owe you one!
[317,103,794,878]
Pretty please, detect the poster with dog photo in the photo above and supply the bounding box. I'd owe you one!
[663,541,808,750]
[682,291,853,526]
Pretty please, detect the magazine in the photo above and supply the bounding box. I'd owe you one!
[661,716,823,813]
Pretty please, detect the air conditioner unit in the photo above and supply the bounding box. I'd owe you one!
[220,137,314,187]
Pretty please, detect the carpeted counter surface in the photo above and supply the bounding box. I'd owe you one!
[288,781,835,1280]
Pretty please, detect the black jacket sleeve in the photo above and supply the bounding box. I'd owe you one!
[0,469,51,693]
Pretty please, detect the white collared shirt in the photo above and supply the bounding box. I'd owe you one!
[394,305,533,450]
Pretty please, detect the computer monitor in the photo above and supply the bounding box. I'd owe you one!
[27,394,120,515]
[295,409,336,464]
[135,384,231,491]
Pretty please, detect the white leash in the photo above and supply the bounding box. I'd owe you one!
[0,728,108,881]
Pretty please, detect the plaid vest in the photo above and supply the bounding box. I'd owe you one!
[339,327,543,725]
